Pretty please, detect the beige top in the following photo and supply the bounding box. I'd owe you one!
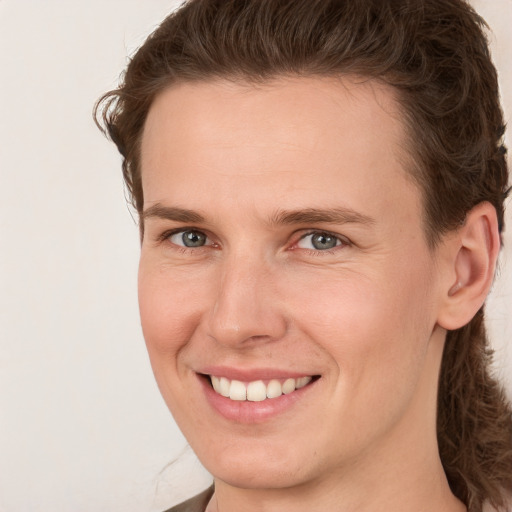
[164,486,214,512]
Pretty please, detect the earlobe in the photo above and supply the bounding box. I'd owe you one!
[437,202,500,331]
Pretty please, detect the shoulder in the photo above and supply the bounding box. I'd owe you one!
[163,486,215,512]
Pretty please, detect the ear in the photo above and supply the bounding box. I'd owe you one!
[436,202,501,331]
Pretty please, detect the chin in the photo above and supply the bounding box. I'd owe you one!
[193,436,315,490]
[210,459,311,490]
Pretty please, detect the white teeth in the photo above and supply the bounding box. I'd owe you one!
[211,375,221,393]
[282,378,296,394]
[219,377,230,397]
[266,379,282,399]
[296,376,312,389]
[209,375,314,401]
[229,380,247,401]
[247,380,267,402]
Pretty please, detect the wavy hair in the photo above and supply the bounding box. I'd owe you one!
[95,1,512,509]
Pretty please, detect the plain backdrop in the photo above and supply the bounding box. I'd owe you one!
[0,1,510,511]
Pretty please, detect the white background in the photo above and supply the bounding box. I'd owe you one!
[0,1,510,511]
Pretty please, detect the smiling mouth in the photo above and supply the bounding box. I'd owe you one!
[208,375,318,402]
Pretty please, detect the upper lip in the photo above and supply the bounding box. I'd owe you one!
[197,366,318,382]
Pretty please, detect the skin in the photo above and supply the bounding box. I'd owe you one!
[137,77,496,512]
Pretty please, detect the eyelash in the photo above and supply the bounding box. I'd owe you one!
[157,228,350,255]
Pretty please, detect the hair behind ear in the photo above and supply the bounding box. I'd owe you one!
[437,309,512,512]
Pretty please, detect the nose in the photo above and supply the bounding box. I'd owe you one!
[206,253,288,347]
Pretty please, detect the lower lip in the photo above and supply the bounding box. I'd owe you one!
[199,375,318,424]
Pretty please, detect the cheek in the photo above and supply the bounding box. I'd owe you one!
[296,264,432,336]
[138,261,205,362]
[290,258,436,396]
[137,261,213,424]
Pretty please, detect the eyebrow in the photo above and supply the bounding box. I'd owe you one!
[142,204,206,223]
[142,203,374,227]
[269,207,375,227]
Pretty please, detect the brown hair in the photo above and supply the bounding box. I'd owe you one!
[95,0,512,509]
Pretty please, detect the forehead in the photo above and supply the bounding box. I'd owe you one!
[141,76,407,170]
[140,76,422,232]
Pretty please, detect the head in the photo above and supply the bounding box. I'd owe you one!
[96,0,512,510]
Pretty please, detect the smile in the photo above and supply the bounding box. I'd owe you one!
[209,375,313,402]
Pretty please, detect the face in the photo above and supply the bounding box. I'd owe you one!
[138,77,447,491]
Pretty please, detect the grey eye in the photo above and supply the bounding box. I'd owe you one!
[311,233,338,250]
[170,230,208,247]
[297,232,341,250]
